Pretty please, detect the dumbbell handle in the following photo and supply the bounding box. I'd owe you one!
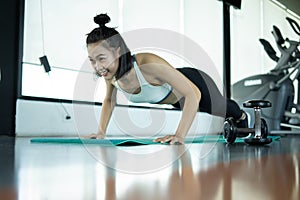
[236,128,254,134]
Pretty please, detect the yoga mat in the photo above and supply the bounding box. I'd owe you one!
[30,135,280,146]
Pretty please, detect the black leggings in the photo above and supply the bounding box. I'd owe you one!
[172,68,243,120]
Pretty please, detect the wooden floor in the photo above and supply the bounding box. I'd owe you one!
[0,135,300,200]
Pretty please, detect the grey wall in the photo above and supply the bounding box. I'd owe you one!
[0,0,24,135]
[278,0,300,16]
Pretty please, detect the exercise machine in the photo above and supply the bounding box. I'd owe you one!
[231,17,300,134]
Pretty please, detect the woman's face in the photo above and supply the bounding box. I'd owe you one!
[87,41,120,80]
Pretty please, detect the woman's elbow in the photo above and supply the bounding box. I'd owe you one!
[196,90,201,103]
[185,89,201,105]
[193,87,201,103]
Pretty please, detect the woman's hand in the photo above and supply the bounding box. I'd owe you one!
[83,132,106,139]
[153,135,184,145]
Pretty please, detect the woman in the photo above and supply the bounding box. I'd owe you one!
[86,14,247,144]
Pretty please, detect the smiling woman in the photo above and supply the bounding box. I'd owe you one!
[85,14,248,144]
[87,14,133,81]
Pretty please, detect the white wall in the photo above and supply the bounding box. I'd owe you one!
[231,0,300,84]
[231,0,262,83]
[16,99,224,137]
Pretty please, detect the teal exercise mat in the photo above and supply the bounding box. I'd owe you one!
[30,135,280,146]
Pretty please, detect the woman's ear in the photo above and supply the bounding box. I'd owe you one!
[116,47,121,57]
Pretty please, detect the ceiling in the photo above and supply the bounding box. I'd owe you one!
[277,0,300,16]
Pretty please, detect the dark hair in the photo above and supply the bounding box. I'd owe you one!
[86,13,133,80]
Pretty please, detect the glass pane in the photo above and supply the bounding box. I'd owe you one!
[23,0,119,68]
[231,0,262,84]
[22,63,106,102]
[22,0,299,105]
[22,0,119,102]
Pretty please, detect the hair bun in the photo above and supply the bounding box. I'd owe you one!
[94,13,111,28]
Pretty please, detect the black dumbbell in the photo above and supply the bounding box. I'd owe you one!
[223,100,272,145]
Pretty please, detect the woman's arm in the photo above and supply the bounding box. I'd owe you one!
[157,69,201,144]
[89,80,117,139]
[138,54,201,144]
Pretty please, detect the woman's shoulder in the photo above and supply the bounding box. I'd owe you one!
[134,53,176,79]
[135,53,171,67]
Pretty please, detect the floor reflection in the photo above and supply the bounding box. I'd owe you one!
[0,136,17,200]
[169,146,300,200]
[87,144,300,200]
[3,136,300,199]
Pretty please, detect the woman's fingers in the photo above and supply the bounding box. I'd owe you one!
[82,133,105,139]
[96,134,105,139]
[170,137,181,145]
[154,135,184,145]
[81,133,96,139]
[153,135,171,143]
